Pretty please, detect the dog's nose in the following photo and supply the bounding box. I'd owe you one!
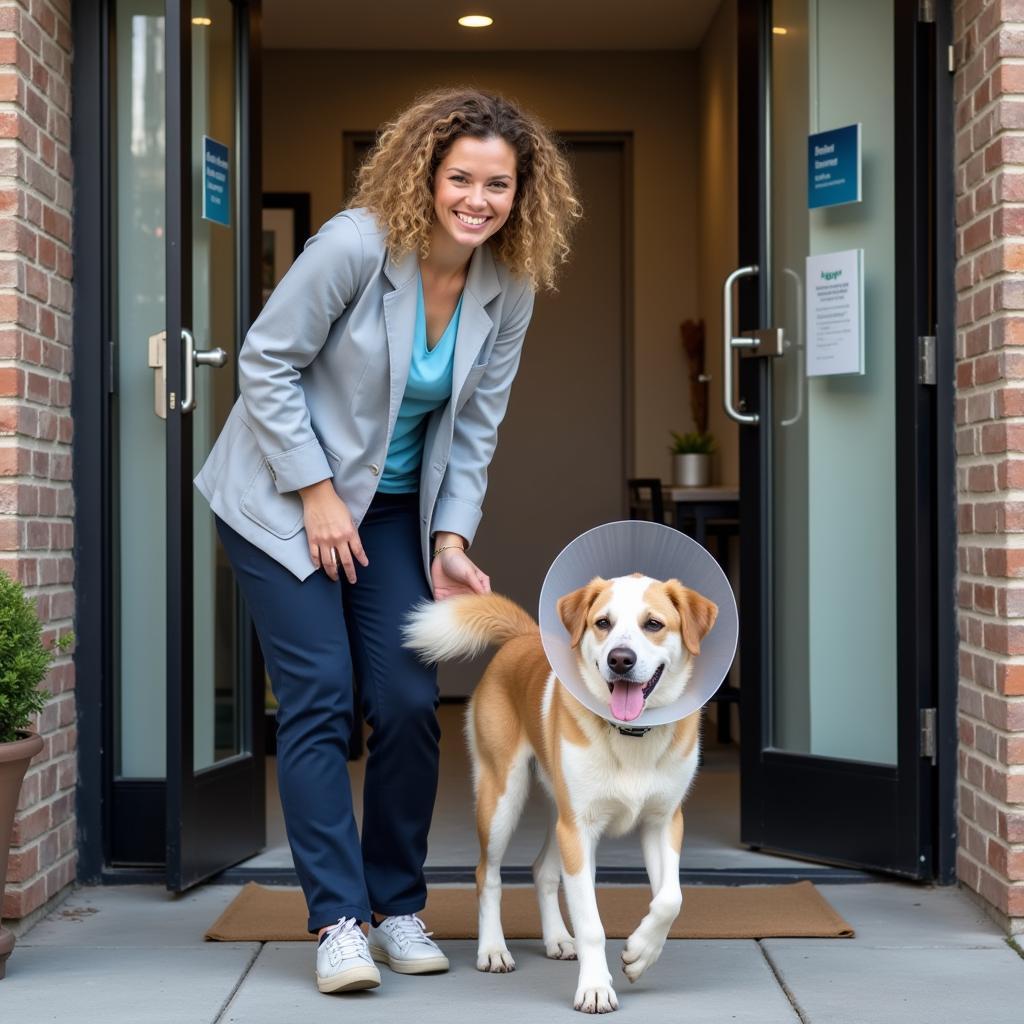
[607,646,637,674]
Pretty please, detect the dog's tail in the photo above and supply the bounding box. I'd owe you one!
[401,593,538,664]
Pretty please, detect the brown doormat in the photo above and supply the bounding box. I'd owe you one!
[205,880,853,942]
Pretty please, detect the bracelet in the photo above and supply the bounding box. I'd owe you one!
[432,543,465,559]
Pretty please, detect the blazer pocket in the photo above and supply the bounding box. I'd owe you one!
[239,446,342,541]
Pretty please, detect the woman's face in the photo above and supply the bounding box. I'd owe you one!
[432,135,518,252]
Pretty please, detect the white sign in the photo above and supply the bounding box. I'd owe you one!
[805,249,864,377]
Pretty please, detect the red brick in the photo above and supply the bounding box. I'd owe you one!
[4,842,39,883]
[3,877,46,919]
[1006,812,1024,843]
[964,216,994,251]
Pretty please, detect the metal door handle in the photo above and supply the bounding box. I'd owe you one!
[722,265,760,425]
[181,327,228,414]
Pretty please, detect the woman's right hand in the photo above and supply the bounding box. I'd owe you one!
[298,479,369,583]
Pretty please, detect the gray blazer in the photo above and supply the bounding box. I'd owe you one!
[194,206,535,583]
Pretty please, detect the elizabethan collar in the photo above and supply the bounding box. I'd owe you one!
[538,520,739,727]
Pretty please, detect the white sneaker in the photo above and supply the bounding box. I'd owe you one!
[368,913,450,974]
[315,916,381,993]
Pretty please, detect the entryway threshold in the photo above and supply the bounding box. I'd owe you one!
[100,863,879,887]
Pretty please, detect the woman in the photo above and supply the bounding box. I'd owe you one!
[194,87,581,995]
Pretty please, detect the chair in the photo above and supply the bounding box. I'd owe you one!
[627,478,668,524]
[627,476,740,744]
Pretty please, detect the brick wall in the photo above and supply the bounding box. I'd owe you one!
[955,0,1024,931]
[0,0,75,922]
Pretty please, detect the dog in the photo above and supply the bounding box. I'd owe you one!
[402,573,718,1013]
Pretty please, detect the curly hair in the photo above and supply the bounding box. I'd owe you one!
[350,87,582,292]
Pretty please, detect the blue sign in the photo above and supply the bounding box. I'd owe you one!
[808,124,861,209]
[202,136,230,226]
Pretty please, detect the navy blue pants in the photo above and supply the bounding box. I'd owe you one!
[214,491,440,933]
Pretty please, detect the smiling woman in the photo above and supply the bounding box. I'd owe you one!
[350,86,581,293]
[192,85,583,996]
[421,136,519,349]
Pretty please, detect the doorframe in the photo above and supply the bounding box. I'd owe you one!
[70,0,113,883]
[735,0,957,880]
[70,0,267,882]
[932,0,958,888]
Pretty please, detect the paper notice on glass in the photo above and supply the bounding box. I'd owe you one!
[805,249,864,377]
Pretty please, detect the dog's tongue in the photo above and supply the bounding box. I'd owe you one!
[610,680,645,722]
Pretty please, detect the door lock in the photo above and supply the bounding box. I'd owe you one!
[741,327,786,357]
[148,328,228,418]
[148,330,167,419]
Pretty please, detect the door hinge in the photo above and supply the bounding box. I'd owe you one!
[920,708,937,764]
[918,0,935,23]
[948,44,956,74]
[918,335,936,385]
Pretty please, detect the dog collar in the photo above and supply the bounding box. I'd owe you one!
[615,725,651,738]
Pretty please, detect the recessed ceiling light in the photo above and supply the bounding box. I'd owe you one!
[458,15,493,28]
[192,16,212,26]
[773,26,788,35]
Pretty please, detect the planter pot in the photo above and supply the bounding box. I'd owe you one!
[0,730,43,980]
[673,453,711,487]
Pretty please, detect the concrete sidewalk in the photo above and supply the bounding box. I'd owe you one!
[2,880,1023,1023]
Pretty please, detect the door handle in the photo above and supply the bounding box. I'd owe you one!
[722,265,760,425]
[181,327,228,414]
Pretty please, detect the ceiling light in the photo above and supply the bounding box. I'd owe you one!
[458,15,493,28]
[773,26,788,35]
[192,16,212,26]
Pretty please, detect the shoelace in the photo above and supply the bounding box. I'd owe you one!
[381,913,435,950]
[322,916,369,966]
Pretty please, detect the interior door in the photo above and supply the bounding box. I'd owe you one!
[734,0,939,877]
[164,0,265,890]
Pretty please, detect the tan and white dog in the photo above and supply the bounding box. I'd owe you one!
[403,573,718,1013]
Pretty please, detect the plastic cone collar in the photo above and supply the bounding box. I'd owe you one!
[538,520,739,727]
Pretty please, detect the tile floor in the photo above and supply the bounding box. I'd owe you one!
[3,879,1022,1023]
[8,708,1022,1022]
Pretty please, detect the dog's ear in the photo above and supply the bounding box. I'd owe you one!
[664,580,718,656]
[557,577,607,649]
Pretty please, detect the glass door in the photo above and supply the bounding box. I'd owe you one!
[734,0,939,876]
[162,0,263,889]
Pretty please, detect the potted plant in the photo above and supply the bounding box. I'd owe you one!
[0,570,72,980]
[668,430,716,487]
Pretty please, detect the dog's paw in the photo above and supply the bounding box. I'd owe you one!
[545,935,577,960]
[573,983,618,1013]
[620,933,663,983]
[477,946,516,973]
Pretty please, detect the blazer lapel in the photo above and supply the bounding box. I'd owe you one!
[382,247,419,437]
[383,241,502,431]
[452,242,501,409]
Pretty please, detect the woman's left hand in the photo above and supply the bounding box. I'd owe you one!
[432,546,491,600]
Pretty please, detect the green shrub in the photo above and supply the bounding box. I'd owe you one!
[0,570,73,744]
[668,430,716,455]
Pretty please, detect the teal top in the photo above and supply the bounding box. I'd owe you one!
[378,272,463,493]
